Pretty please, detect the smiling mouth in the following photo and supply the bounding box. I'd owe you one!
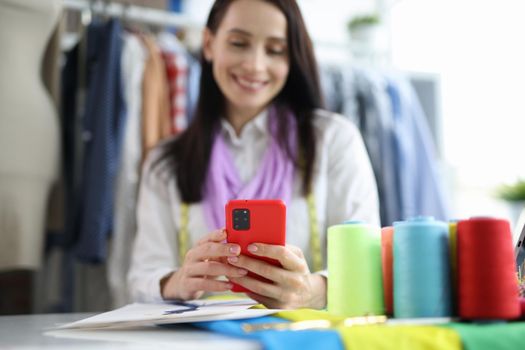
[233,75,268,92]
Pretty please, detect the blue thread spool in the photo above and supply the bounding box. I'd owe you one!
[393,216,452,318]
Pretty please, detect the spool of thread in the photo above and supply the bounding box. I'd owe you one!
[449,221,458,314]
[381,226,394,315]
[393,217,452,318]
[457,217,520,320]
[327,221,384,317]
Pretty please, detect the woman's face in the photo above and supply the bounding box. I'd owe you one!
[203,0,290,119]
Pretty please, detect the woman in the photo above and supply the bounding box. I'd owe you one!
[128,0,379,309]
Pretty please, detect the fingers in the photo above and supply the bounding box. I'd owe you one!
[286,244,305,259]
[246,292,283,310]
[228,254,289,285]
[186,240,240,262]
[244,243,308,272]
[165,229,245,300]
[229,275,282,300]
[196,228,227,245]
[161,268,233,300]
[186,277,233,293]
[186,260,247,278]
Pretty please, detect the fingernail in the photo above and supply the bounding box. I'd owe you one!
[238,269,247,275]
[248,244,258,253]
[228,256,239,263]
[229,246,240,255]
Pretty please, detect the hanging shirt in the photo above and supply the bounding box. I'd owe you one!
[353,67,400,226]
[386,74,449,221]
[128,108,380,302]
[161,50,188,134]
[140,34,171,158]
[158,31,189,134]
[155,32,200,124]
[108,33,147,308]
[74,19,126,263]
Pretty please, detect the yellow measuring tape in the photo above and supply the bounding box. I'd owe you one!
[178,192,323,272]
[178,202,189,266]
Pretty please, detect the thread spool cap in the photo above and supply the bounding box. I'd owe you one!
[463,216,506,223]
[394,216,447,228]
[343,220,366,225]
[458,216,510,228]
[408,216,435,222]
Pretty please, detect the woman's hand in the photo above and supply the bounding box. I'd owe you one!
[161,229,248,300]
[227,244,327,309]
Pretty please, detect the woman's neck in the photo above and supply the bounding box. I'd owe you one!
[225,105,266,136]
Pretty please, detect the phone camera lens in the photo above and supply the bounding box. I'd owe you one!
[232,208,250,230]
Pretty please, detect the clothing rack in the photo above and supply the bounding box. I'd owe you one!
[62,0,203,30]
[62,0,389,65]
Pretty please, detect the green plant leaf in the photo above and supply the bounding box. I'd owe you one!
[495,179,525,201]
[348,14,381,31]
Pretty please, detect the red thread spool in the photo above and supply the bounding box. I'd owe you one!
[381,226,394,315]
[457,217,520,320]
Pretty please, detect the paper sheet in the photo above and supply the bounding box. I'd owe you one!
[57,299,279,330]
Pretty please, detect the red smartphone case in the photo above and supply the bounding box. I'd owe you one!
[225,199,286,293]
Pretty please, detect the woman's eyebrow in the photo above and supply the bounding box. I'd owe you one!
[228,28,252,36]
[227,28,286,43]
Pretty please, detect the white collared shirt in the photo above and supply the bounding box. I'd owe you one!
[128,109,380,302]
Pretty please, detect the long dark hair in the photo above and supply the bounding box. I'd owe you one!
[157,0,323,203]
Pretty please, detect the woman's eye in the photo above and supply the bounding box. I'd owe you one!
[230,41,247,48]
[268,47,286,56]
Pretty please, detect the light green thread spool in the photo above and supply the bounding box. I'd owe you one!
[327,221,384,317]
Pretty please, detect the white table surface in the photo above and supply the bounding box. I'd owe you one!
[0,313,261,349]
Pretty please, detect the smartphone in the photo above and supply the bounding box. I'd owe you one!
[225,199,286,293]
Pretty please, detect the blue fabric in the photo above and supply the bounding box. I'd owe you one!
[386,75,449,221]
[192,316,344,350]
[75,19,126,263]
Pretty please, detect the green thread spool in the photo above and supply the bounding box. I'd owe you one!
[327,221,384,317]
